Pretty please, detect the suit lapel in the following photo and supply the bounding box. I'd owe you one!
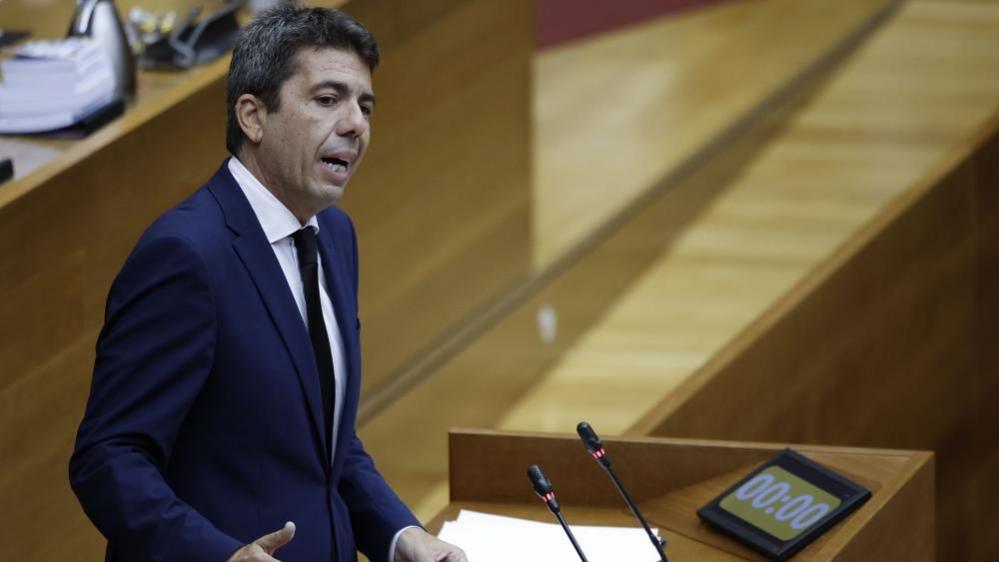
[318,234,358,381]
[208,164,329,470]
[316,228,359,472]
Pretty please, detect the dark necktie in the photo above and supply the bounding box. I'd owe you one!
[291,227,335,459]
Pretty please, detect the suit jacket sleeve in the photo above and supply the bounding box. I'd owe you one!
[337,215,421,562]
[69,234,243,562]
[339,431,420,562]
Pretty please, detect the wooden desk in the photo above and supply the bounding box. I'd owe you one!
[432,430,935,561]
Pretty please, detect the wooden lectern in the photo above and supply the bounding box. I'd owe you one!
[429,430,934,561]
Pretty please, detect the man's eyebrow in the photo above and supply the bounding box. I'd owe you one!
[312,80,376,106]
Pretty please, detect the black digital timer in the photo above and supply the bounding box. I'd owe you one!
[698,449,871,560]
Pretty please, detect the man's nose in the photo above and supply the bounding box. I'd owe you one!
[337,102,369,138]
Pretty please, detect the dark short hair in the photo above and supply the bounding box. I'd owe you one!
[225,3,379,155]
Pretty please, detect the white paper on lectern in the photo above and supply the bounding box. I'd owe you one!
[437,509,662,562]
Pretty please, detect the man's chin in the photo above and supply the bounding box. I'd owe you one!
[317,184,346,207]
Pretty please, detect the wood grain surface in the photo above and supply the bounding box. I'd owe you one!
[532,0,901,267]
[633,105,999,561]
[504,0,999,438]
[362,9,999,562]
[357,0,902,523]
[339,0,533,402]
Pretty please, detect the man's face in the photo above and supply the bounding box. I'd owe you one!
[254,47,375,218]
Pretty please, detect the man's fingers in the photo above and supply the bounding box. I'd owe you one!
[443,549,468,562]
[226,542,283,562]
[253,521,296,554]
[439,545,468,562]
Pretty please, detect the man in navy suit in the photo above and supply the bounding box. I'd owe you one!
[69,6,466,562]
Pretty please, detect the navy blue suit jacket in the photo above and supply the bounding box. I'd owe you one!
[69,162,418,562]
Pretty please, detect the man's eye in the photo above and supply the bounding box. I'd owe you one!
[360,105,373,116]
[317,96,337,106]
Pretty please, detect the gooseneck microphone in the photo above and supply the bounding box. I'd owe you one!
[527,464,589,562]
[577,422,669,562]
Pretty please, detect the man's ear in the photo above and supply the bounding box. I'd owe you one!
[235,94,268,145]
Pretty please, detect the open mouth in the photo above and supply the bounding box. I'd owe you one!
[321,156,350,174]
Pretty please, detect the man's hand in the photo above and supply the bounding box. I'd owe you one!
[394,527,467,562]
[227,521,296,562]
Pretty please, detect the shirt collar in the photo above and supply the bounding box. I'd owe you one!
[227,156,319,244]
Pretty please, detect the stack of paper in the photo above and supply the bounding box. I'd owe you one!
[437,510,663,561]
[0,38,116,134]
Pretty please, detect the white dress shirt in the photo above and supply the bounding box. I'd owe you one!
[228,157,411,561]
[229,157,347,459]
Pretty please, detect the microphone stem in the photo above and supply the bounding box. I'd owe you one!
[554,510,589,562]
[605,464,668,562]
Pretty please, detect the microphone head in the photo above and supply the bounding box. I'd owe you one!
[527,464,554,496]
[577,421,603,454]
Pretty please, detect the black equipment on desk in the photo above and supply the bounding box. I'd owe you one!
[0,29,32,48]
[140,0,243,70]
[698,448,871,560]
[527,464,590,562]
[0,158,13,184]
[577,422,669,562]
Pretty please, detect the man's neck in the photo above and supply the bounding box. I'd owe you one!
[234,150,312,225]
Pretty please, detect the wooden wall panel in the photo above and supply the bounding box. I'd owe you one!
[822,454,935,562]
[632,116,999,561]
[0,330,105,561]
[0,78,229,562]
[341,0,533,400]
